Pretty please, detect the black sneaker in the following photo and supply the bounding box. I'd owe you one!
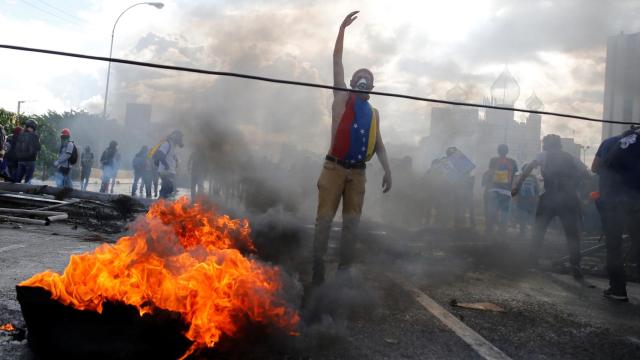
[603,288,629,302]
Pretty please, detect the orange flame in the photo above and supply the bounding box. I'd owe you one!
[0,323,16,331]
[20,197,299,356]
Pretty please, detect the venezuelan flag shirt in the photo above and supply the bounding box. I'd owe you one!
[329,94,378,164]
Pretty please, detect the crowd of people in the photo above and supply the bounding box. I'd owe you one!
[0,11,637,302]
[0,122,184,200]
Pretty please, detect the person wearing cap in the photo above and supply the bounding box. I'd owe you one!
[13,119,41,184]
[311,11,392,285]
[53,128,75,189]
[153,130,183,199]
[512,134,590,279]
[485,144,518,237]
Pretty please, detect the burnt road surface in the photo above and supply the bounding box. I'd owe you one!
[1,220,640,359]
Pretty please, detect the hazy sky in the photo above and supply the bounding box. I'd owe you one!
[1,0,639,155]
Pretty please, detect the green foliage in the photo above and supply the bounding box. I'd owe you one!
[1,108,98,180]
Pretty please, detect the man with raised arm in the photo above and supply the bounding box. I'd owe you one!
[312,11,392,285]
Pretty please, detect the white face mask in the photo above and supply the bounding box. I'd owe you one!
[356,78,369,90]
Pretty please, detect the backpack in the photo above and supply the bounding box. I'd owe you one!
[14,132,38,160]
[69,142,78,165]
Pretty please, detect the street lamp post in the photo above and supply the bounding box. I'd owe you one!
[15,100,26,126]
[101,2,164,119]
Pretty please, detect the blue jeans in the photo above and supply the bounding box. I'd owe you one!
[14,161,36,183]
[486,191,511,235]
[55,168,73,189]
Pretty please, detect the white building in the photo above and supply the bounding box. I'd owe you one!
[602,32,640,140]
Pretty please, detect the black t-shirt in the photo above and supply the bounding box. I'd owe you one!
[596,133,640,200]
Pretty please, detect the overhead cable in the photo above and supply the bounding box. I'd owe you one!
[0,43,635,126]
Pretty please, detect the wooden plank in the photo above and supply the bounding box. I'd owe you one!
[389,274,512,360]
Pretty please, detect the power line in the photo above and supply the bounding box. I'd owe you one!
[32,0,86,24]
[19,0,83,27]
[0,43,635,126]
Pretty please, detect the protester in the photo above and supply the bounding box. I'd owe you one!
[110,152,121,194]
[13,119,41,184]
[152,130,183,199]
[592,125,640,302]
[514,164,540,238]
[445,147,476,229]
[150,160,160,198]
[424,158,447,226]
[132,145,151,198]
[0,125,7,180]
[80,146,94,191]
[486,144,518,237]
[513,134,589,279]
[99,141,119,193]
[4,126,22,180]
[189,149,208,200]
[53,128,76,189]
[312,11,392,285]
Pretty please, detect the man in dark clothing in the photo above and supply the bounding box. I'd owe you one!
[486,144,518,237]
[100,141,119,193]
[13,119,41,184]
[592,126,640,302]
[132,146,151,198]
[80,146,94,191]
[513,134,589,279]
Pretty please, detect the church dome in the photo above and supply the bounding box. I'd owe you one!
[525,92,544,111]
[446,84,466,102]
[490,66,520,106]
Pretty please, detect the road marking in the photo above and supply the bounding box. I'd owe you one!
[389,274,512,360]
[627,336,640,347]
[0,244,26,253]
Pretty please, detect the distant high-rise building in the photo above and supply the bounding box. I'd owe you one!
[602,32,640,140]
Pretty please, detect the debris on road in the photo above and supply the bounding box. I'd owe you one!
[0,322,26,342]
[449,299,506,313]
[0,182,150,233]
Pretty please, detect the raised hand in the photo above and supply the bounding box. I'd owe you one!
[340,11,359,29]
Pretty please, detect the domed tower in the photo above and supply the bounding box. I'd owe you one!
[525,92,544,111]
[525,92,543,154]
[490,66,520,106]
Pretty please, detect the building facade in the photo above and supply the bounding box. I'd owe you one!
[602,32,640,140]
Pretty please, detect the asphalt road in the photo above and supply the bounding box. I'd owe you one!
[1,219,639,359]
